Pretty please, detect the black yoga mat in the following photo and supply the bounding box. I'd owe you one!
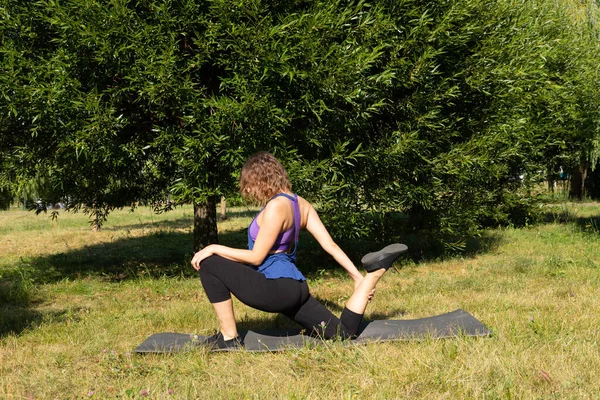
[135,309,491,353]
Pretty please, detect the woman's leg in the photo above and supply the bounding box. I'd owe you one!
[209,299,238,340]
[286,269,387,339]
[200,256,388,340]
[286,295,362,339]
[199,255,305,339]
[345,268,386,315]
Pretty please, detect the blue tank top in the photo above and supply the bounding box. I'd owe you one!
[247,193,306,281]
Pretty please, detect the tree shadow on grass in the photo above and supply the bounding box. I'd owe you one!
[323,230,504,267]
[231,305,410,334]
[0,303,74,338]
[0,277,45,337]
[0,278,93,337]
[4,221,503,337]
[102,209,257,233]
[573,215,600,235]
[19,223,505,285]
[19,228,367,284]
[102,217,194,232]
[101,209,257,232]
[21,228,252,284]
[0,306,44,338]
[540,208,600,235]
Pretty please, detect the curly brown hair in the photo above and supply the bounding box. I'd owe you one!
[239,152,292,204]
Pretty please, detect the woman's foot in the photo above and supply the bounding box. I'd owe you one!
[203,332,244,351]
[361,243,408,272]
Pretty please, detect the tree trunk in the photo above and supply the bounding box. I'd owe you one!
[569,162,589,200]
[92,215,100,232]
[220,196,227,220]
[193,196,219,252]
[91,204,100,232]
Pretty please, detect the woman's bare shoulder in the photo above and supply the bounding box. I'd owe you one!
[264,195,293,212]
[257,195,293,227]
[295,195,315,225]
[295,195,311,208]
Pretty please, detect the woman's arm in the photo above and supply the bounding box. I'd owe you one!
[191,198,290,270]
[304,202,364,285]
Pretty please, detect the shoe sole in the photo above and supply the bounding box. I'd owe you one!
[361,243,408,272]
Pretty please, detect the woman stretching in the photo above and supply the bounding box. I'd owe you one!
[191,152,406,349]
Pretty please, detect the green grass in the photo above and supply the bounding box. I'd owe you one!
[2,203,600,399]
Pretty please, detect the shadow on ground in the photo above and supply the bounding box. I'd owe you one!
[541,207,600,235]
[2,220,505,337]
[0,278,45,337]
[0,306,44,337]
[573,215,600,235]
[0,303,73,338]
[101,209,257,232]
[222,303,410,333]
[8,224,507,290]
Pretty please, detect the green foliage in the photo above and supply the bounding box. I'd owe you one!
[472,0,600,180]
[1,0,599,247]
[1,0,177,223]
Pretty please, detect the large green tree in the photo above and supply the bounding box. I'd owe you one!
[2,0,599,252]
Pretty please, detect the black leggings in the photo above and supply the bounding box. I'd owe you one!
[199,255,363,339]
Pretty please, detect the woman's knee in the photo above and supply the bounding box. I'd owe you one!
[198,255,222,275]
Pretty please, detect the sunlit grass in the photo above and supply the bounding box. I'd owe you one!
[1,202,600,398]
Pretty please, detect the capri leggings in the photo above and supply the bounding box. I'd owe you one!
[198,255,363,339]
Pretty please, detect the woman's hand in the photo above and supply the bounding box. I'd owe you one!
[367,287,376,301]
[191,245,216,270]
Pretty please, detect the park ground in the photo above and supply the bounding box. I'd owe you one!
[1,201,600,399]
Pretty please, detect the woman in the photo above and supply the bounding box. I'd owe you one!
[191,152,405,349]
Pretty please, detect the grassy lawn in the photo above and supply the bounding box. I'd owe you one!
[1,203,600,399]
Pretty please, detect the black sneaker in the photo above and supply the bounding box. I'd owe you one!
[202,332,244,351]
[361,243,408,272]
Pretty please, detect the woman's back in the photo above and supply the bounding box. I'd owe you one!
[249,193,300,253]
